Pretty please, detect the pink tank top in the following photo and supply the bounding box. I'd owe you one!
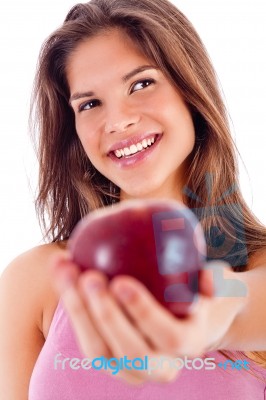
[29,299,266,399]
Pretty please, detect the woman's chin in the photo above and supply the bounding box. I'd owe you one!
[120,184,160,201]
[119,182,179,202]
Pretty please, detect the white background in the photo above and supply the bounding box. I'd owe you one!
[0,1,265,274]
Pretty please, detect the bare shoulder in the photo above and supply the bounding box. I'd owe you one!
[0,242,67,336]
[0,242,67,399]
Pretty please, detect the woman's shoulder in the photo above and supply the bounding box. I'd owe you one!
[0,243,68,397]
[0,242,67,338]
[1,241,67,291]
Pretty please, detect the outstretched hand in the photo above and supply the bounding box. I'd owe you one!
[50,251,246,385]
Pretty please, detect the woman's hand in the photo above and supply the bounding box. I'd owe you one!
[50,251,246,385]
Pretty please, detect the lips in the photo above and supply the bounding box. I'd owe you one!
[114,135,158,158]
[107,133,162,157]
[108,133,162,167]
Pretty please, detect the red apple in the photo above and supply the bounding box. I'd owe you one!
[68,199,206,317]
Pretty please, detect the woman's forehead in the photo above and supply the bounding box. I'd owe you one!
[66,29,154,86]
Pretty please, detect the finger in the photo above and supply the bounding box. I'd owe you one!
[111,276,219,358]
[80,271,178,383]
[51,262,180,383]
[109,276,185,355]
[49,260,138,379]
[199,267,215,297]
[80,271,149,356]
[49,251,80,292]
[50,256,111,358]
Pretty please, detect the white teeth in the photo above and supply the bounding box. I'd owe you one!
[142,139,148,148]
[130,144,138,154]
[113,135,157,158]
[114,149,122,158]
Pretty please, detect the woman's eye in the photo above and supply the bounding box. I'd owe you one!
[130,79,155,94]
[78,99,101,112]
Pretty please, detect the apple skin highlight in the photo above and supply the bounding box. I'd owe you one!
[68,199,207,317]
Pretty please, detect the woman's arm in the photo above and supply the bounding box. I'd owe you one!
[220,260,266,351]
[0,245,60,399]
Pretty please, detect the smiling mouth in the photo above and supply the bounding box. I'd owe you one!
[111,134,160,159]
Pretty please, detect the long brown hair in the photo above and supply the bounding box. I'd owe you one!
[31,0,266,368]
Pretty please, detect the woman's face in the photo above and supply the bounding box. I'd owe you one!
[67,29,195,201]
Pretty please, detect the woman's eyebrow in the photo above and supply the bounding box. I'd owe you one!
[69,65,158,104]
[70,90,95,104]
[122,65,159,82]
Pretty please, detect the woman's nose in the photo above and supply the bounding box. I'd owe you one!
[104,103,140,134]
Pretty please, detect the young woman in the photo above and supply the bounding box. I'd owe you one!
[1,0,266,399]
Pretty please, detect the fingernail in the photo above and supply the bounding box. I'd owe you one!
[116,286,134,301]
[86,280,105,295]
